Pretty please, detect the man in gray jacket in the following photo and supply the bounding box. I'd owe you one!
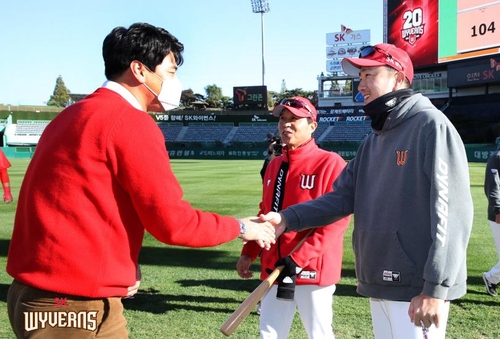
[483,144,500,296]
[261,43,473,339]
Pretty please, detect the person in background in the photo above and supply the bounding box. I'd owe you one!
[256,134,281,315]
[237,96,350,338]
[260,133,281,181]
[483,144,500,296]
[0,149,13,203]
[6,22,275,339]
[260,44,473,339]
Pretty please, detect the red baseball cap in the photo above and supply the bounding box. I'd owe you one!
[341,43,414,84]
[272,96,317,122]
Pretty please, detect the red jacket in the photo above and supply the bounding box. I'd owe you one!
[242,139,350,286]
[7,88,241,298]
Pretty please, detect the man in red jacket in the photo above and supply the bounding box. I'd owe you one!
[6,23,275,339]
[0,149,13,203]
[237,97,350,338]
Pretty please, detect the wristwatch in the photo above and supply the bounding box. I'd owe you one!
[238,219,246,238]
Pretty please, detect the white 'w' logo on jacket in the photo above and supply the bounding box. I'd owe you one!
[300,174,316,190]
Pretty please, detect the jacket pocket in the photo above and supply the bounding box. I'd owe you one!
[353,228,421,287]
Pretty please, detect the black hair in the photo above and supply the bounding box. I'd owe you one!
[102,22,184,80]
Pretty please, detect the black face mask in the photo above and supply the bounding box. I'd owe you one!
[363,89,413,130]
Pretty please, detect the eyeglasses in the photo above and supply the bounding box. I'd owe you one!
[359,45,404,71]
[280,98,313,116]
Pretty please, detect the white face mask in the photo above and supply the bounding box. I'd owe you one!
[144,70,182,111]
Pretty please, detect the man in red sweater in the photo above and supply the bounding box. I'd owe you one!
[237,97,350,338]
[6,23,275,339]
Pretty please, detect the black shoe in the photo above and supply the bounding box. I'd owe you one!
[483,273,498,296]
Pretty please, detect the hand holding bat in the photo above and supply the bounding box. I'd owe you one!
[220,230,313,336]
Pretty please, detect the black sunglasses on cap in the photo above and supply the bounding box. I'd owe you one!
[280,98,313,116]
[359,45,385,58]
[358,45,405,71]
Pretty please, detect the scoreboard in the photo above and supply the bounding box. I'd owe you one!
[456,0,499,54]
[386,0,500,67]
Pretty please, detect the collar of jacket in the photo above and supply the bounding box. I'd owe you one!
[282,138,317,162]
[363,88,414,131]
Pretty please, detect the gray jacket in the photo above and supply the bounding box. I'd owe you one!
[485,146,500,221]
[282,93,473,301]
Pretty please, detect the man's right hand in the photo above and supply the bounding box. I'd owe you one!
[259,212,287,237]
[239,217,276,250]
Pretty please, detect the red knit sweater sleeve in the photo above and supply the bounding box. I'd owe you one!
[107,108,240,247]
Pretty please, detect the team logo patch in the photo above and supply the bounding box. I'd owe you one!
[395,150,409,166]
[300,174,316,190]
[383,270,401,282]
[299,271,317,280]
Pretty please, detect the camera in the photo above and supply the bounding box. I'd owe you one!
[271,140,282,156]
[266,133,283,156]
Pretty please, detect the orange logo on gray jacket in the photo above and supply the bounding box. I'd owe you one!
[395,150,409,166]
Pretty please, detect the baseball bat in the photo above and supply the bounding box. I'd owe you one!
[219,230,313,336]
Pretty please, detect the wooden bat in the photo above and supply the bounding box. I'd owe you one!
[220,230,313,336]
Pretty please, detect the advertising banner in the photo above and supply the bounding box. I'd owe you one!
[386,0,439,67]
[326,29,370,74]
[326,60,343,73]
[326,30,370,45]
[233,86,268,105]
[326,45,363,59]
[447,55,500,87]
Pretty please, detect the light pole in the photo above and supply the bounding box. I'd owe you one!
[250,0,270,86]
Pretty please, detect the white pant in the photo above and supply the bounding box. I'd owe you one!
[485,220,500,284]
[370,298,450,339]
[259,284,336,339]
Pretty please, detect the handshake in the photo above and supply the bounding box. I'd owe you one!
[237,212,286,250]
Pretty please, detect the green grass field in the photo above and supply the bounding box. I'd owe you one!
[0,159,499,338]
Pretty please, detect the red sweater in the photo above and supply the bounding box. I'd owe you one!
[7,88,240,297]
[242,140,350,286]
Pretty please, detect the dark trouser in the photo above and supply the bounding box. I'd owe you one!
[7,280,128,338]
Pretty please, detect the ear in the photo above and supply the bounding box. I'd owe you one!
[392,71,406,91]
[395,71,406,86]
[310,121,318,133]
[130,60,147,83]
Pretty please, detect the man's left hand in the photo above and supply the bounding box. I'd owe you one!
[124,266,142,298]
[408,293,446,328]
